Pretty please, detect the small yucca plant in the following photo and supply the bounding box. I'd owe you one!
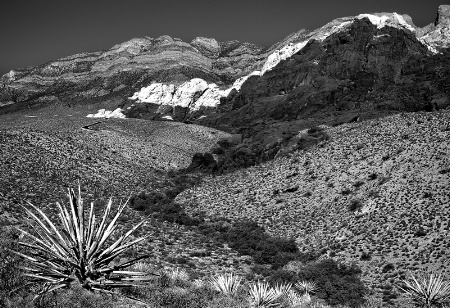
[168,267,190,283]
[209,273,243,296]
[13,186,156,298]
[399,272,450,308]
[295,280,318,295]
[248,281,280,308]
[272,282,292,298]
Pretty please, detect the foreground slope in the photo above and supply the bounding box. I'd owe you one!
[178,110,450,287]
[0,108,257,275]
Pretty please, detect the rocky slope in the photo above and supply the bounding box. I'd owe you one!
[177,109,450,297]
[0,107,253,276]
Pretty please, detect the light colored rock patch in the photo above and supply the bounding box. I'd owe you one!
[86,108,126,119]
[357,13,416,32]
[129,78,232,110]
[130,83,176,104]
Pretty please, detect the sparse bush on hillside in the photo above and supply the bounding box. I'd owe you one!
[297,259,368,307]
[214,220,299,268]
[254,258,368,308]
[0,226,30,307]
[348,199,363,212]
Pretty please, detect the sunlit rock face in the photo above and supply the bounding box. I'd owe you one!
[0,35,269,113]
[86,108,125,118]
[418,5,450,51]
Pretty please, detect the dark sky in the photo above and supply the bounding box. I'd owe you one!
[0,0,444,75]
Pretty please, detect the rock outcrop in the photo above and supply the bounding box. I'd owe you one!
[121,8,448,123]
[180,10,449,172]
[0,35,269,114]
[419,5,450,51]
[198,11,450,133]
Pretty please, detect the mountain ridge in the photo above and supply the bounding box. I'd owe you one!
[2,6,449,117]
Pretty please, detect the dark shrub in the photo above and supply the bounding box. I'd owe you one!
[382,263,395,273]
[209,220,299,268]
[130,191,166,211]
[297,259,368,307]
[348,199,363,212]
[0,227,26,307]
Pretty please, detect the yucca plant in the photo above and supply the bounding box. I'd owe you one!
[295,280,318,295]
[272,282,292,298]
[13,186,156,298]
[399,272,450,308]
[248,281,281,308]
[209,273,243,296]
[168,267,190,284]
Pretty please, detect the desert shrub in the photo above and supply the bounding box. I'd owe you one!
[382,263,395,273]
[130,191,166,211]
[348,199,363,212]
[0,227,23,298]
[52,285,117,308]
[152,202,203,226]
[296,259,368,307]
[353,180,365,188]
[341,188,353,196]
[368,173,378,180]
[216,220,299,268]
[0,226,35,308]
[143,285,216,308]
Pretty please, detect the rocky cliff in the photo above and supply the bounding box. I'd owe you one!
[0,35,270,113]
[123,7,450,124]
[184,7,450,173]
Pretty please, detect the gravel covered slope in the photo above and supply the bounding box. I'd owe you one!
[0,108,255,276]
[178,110,450,287]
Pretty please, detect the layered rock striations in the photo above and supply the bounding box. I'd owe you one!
[0,35,270,113]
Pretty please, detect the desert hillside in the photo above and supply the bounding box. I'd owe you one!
[0,107,262,276]
[178,109,450,289]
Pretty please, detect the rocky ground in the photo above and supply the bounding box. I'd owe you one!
[0,105,257,277]
[177,109,450,290]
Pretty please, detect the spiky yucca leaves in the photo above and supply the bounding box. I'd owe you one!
[248,281,281,308]
[209,273,243,296]
[295,280,318,295]
[169,267,190,284]
[399,272,450,308]
[14,187,156,297]
[272,282,292,298]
